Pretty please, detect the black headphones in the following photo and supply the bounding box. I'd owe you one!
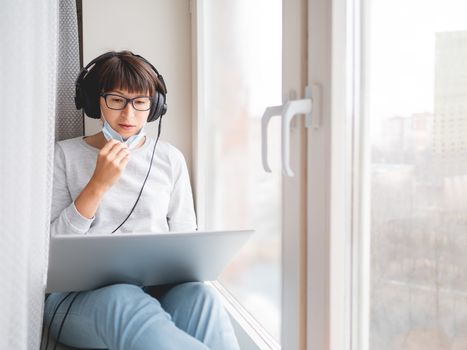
[74,51,167,122]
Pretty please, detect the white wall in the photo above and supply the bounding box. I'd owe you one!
[82,0,193,172]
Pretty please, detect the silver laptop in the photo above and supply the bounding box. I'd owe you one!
[46,229,253,293]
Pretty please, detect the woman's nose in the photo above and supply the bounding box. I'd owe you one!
[122,101,136,116]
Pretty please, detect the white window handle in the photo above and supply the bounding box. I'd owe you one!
[282,98,312,176]
[261,105,283,172]
[261,84,320,176]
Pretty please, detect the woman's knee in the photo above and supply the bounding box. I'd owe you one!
[91,284,169,338]
[44,284,148,323]
[174,282,216,297]
[161,282,222,311]
[160,282,238,349]
[96,283,144,301]
[92,283,160,315]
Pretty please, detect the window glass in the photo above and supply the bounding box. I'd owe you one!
[367,0,467,348]
[201,0,282,340]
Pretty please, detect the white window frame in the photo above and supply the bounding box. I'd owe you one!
[306,0,367,349]
[350,0,370,349]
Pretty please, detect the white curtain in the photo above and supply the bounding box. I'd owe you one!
[0,1,58,349]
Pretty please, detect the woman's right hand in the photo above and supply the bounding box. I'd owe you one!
[89,140,131,192]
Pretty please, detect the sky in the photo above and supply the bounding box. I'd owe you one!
[368,0,467,121]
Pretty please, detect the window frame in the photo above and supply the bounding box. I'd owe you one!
[306,0,366,349]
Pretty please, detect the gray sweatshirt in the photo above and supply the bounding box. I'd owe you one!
[50,136,197,235]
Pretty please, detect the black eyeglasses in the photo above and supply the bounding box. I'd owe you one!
[100,93,152,111]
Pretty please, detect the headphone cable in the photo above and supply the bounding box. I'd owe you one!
[42,292,73,350]
[52,292,80,350]
[111,116,163,233]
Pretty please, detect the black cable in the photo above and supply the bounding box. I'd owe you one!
[111,117,163,233]
[52,292,81,350]
[42,292,73,350]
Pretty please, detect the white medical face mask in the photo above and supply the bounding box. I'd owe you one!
[101,109,147,149]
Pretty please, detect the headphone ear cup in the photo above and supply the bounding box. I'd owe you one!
[74,69,88,110]
[147,91,166,123]
[80,74,101,119]
[75,85,83,110]
[82,89,100,119]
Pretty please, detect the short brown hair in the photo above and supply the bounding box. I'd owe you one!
[95,50,164,95]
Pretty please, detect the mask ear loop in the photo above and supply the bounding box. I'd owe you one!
[111,116,163,233]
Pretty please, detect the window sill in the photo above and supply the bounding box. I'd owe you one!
[208,281,281,350]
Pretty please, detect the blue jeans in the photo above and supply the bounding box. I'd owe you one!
[43,282,240,350]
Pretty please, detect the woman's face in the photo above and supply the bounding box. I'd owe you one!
[99,88,151,138]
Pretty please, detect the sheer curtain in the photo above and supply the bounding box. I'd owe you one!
[0,1,58,349]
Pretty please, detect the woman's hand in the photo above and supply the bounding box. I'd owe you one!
[90,140,131,192]
[74,140,130,220]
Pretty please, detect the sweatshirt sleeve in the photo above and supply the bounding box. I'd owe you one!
[50,143,95,236]
[166,147,197,232]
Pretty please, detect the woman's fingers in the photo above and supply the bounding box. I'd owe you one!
[114,147,130,166]
[104,141,128,161]
[99,139,120,155]
[118,153,131,169]
[90,140,131,192]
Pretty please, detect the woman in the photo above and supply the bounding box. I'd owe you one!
[43,51,240,350]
